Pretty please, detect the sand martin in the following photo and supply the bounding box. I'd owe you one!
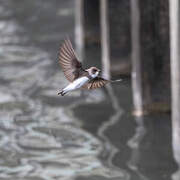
[58,39,121,96]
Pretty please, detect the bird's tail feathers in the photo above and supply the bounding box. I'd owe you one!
[109,79,122,83]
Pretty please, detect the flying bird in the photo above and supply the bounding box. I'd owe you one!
[58,39,121,96]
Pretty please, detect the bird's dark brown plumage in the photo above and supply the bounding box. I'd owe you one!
[59,39,86,82]
[82,77,109,89]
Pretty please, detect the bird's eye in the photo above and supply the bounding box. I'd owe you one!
[93,69,97,73]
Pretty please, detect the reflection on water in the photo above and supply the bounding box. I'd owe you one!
[127,116,148,180]
[172,143,180,180]
[0,0,179,180]
[172,118,180,180]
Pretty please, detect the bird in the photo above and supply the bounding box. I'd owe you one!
[58,39,121,96]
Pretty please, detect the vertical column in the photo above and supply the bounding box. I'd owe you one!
[75,0,85,61]
[130,0,143,116]
[100,0,111,79]
[169,0,180,165]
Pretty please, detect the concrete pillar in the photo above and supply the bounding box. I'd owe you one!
[75,0,85,61]
[169,0,180,179]
[100,0,111,79]
[130,0,143,116]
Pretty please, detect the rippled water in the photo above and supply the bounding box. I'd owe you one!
[0,0,179,180]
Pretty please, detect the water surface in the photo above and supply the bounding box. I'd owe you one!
[0,1,179,180]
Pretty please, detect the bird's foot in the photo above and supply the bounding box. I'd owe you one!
[57,90,66,96]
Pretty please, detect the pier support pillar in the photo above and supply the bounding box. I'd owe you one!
[75,0,85,61]
[100,0,111,79]
[169,0,180,167]
[130,0,143,116]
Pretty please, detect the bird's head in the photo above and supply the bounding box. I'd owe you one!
[86,67,101,78]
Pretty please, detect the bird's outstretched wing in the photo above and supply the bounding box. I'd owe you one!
[83,77,109,89]
[59,39,85,82]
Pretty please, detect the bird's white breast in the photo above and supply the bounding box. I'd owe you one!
[63,76,89,92]
[73,76,89,88]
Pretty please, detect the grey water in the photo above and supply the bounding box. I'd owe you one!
[0,0,179,180]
